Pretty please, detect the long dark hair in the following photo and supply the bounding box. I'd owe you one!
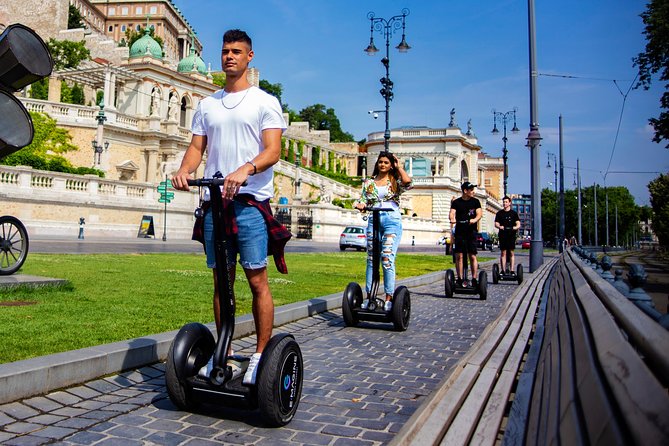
[371,152,400,193]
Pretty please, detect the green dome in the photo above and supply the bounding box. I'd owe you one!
[177,49,207,75]
[129,29,163,59]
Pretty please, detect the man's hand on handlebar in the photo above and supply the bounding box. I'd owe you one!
[171,169,192,191]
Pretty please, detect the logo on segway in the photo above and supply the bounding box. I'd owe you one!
[280,353,300,410]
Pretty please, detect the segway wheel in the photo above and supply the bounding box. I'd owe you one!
[392,286,411,331]
[165,322,215,411]
[444,269,455,298]
[257,335,303,427]
[516,264,524,284]
[0,216,29,275]
[478,271,488,300]
[492,263,500,284]
[342,282,362,326]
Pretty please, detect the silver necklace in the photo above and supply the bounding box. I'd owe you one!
[221,88,250,109]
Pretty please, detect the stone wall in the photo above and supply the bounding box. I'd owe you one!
[0,0,68,42]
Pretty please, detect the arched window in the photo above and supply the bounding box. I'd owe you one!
[180,96,189,127]
[460,160,469,182]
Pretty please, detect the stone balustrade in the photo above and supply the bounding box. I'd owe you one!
[0,165,448,244]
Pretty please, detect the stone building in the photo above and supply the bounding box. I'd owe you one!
[363,117,504,233]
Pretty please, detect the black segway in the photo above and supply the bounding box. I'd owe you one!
[492,262,523,284]
[444,221,487,300]
[342,207,411,331]
[165,174,303,427]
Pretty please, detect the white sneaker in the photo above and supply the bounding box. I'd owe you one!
[243,353,262,385]
[360,300,369,310]
[198,356,213,378]
[384,300,393,312]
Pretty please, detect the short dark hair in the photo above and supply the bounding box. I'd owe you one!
[223,29,252,48]
[503,196,511,201]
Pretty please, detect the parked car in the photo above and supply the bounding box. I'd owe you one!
[339,226,367,251]
[476,232,493,250]
[521,239,531,249]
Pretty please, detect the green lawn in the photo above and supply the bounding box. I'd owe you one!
[0,252,454,364]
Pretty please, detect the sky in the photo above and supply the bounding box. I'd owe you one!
[173,0,668,205]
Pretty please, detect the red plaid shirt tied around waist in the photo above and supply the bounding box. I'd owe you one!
[221,194,291,274]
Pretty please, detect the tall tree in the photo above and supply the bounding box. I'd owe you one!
[298,104,354,142]
[259,79,283,105]
[648,173,669,246]
[47,39,90,70]
[67,4,84,29]
[633,0,669,148]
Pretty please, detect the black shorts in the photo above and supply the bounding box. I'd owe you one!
[453,233,477,255]
[499,232,516,251]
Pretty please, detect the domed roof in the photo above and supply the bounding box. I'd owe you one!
[129,29,163,60]
[177,49,207,75]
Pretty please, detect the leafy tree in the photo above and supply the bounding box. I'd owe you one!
[68,4,84,29]
[259,79,283,105]
[0,112,103,177]
[542,185,640,246]
[298,104,355,142]
[60,80,72,103]
[70,83,85,105]
[648,173,669,246]
[47,39,90,70]
[211,72,226,88]
[633,0,669,148]
[30,77,49,100]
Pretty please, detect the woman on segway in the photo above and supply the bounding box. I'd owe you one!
[354,152,412,311]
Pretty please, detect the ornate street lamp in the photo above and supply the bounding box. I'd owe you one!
[91,99,109,165]
[365,8,411,153]
[491,108,519,197]
[546,151,558,248]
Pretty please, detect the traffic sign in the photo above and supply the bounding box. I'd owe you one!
[158,197,171,203]
[162,192,175,200]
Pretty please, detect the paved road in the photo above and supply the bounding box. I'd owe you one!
[0,261,526,445]
[28,237,451,255]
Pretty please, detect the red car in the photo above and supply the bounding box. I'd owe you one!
[521,240,531,249]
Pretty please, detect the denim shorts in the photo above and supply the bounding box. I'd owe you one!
[203,201,268,270]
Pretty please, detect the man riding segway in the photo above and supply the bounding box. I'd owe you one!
[449,182,482,288]
[492,195,523,284]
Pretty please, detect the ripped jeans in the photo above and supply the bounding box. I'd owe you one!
[365,210,403,296]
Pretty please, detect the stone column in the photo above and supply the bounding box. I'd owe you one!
[145,148,159,183]
[47,74,60,102]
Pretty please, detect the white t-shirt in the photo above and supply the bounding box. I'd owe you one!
[191,86,286,201]
[372,185,400,212]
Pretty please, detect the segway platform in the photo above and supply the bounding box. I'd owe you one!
[341,207,411,331]
[492,263,524,284]
[444,268,488,300]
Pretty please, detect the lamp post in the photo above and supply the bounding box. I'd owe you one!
[91,99,109,165]
[526,0,543,271]
[491,108,519,196]
[365,8,411,153]
[546,151,558,248]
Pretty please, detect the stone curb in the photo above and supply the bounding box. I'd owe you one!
[0,271,445,405]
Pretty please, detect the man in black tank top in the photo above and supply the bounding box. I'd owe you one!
[449,182,482,286]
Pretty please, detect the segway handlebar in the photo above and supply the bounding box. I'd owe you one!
[187,177,247,187]
[361,206,396,212]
